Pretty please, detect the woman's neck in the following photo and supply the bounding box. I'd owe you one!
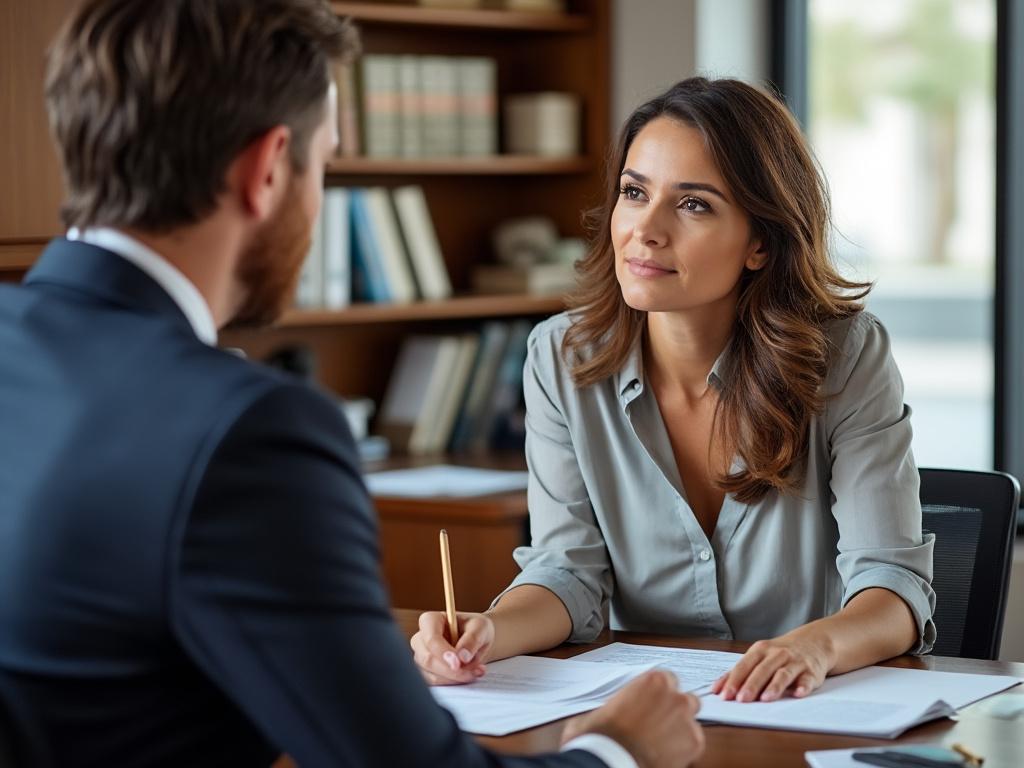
[644,292,738,401]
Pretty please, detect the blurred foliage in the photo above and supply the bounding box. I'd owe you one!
[810,0,993,263]
[812,0,992,123]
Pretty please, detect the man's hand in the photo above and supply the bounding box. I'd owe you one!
[562,670,705,768]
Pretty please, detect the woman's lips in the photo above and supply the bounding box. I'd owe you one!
[626,258,677,278]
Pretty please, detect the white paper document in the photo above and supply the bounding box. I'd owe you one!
[572,642,1022,739]
[430,655,658,736]
[696,664,1021,739]
[803,746,973,768]
[433,641,1021,740]
[365,465,529,498]
[572,642,742,694]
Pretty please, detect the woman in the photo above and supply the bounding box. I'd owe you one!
[412,77,936,704]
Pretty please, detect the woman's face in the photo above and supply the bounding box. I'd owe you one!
[611,116,765,314]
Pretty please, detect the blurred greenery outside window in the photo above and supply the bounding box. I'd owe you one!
[809,0,996,469]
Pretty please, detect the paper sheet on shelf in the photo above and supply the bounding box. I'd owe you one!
[365,464,529,498]
[430,654,658,736]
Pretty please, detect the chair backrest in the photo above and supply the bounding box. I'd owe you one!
[920,468,1021,660]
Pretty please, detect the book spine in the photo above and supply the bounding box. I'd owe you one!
[322,188,351,309]
[392,185,452,300]
[365,188,418,303]
[349,189,392,302]
[398,55,423,159]
[295,204,325,309]
[334,61,361,158]
[419,56,460,157]
[458,57,497,157]
[361,55,401,158]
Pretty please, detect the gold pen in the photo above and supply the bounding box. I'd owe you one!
[951,743,984,766]
[439,529,459,646]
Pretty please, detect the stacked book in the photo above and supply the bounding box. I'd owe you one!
[353,54,498,159]
[376,320,534,456]
[295,185,452,309]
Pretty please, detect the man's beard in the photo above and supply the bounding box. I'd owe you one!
[227,183,312,330]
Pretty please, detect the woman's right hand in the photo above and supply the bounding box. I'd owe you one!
[410,611,496,685]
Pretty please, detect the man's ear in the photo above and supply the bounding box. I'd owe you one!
[235,125,292,222]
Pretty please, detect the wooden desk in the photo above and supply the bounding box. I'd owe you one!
[393,609,1024,768]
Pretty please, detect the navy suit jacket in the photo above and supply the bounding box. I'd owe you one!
[0,240,603,768]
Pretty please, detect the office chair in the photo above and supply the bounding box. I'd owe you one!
[919,468,1021,660]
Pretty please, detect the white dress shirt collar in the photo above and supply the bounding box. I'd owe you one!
[67,227,218,346]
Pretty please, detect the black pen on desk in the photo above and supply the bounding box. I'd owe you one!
[852,750,965,768]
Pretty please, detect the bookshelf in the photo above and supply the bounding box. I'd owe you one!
[277,294,564,327]
[224,0,611,407]
[325,155,592,175]
[331,1,591,32]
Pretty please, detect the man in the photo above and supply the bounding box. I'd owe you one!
[0,1,705,767]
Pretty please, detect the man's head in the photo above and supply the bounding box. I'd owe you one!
[45,0,358,325]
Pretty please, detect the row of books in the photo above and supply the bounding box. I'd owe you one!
[376,320,534,455]
[296,185,452,309]
[335,54,497,159]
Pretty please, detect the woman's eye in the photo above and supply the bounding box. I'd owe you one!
[619,183,645,201]
[681,196,710,213]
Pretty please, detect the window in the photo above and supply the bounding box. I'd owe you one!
[807,0,996,469]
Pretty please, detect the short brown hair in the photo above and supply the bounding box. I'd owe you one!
[45,0,359,232]
[565,77,871,503]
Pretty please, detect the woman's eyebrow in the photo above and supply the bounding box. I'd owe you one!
[621,168,728,201]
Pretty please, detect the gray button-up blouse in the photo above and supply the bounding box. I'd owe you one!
[496,310,937,654]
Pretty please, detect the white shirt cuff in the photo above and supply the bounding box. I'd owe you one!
[561,733,638,768]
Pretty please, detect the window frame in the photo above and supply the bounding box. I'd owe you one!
[771,0,1024,512]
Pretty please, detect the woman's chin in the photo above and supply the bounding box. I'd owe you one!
[619,286,677,313]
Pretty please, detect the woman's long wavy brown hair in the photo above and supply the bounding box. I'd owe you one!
[563,77,871,504]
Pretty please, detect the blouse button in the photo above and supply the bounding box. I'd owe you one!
[699,548,712,562]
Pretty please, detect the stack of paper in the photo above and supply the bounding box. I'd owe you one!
[573,643,1022,739]
[365,465,529,498]
[430,655,657,736]
[434,642,1021,739]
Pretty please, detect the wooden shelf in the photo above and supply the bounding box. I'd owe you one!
[0,240,47,271]
[325,155,591,176]
[331,2,589,32]
[276,293,564,327]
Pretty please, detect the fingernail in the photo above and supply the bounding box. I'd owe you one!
[722,686,734,699]
[443,652,459,670]
[737,690,750,702]
[458,649,473,664]
[760,691,774,702]
[795,686,806,697]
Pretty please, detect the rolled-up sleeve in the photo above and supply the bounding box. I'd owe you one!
[826,314,937,655]
[491,326,612,642]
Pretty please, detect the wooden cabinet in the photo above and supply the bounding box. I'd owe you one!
[376,489,529,613]
[0,0,78,273]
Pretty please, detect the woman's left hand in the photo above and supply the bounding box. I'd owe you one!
[710,628,837,703]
